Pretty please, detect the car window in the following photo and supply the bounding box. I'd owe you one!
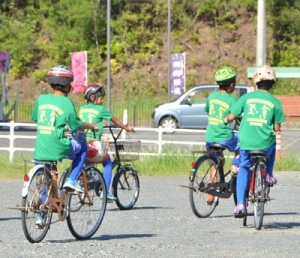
[231,88,240,98]
[232,88,248,98]
[189,88,216,104]
[239,88,248,97]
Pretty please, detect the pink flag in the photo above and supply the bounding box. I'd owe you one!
[70,51,87,93]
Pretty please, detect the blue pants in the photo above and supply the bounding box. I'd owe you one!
[102,156,113,192]
[68,141,87,181]
[237,143,276,205]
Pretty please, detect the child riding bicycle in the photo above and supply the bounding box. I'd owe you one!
[79,83,134,202]
[224,65,286,218]
[205,67,240,203]
[30,65,99,226]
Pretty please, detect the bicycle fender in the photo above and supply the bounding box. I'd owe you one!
[22,164,44,197]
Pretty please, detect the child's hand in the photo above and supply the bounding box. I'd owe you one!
[92,124,99,132]
[126,124,134,132]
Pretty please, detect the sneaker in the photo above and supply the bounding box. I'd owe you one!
[63,178,84,193]
[266,176,277,185]
[36,213,47,229]
[234,204,246,218]
[107,192,117,202]
[100,192,117,203]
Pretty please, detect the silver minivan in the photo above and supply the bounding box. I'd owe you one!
[152,85,253,129]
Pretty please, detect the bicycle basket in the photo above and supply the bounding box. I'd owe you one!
[109,139,141,161]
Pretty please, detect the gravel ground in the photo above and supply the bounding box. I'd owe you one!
[1,172,300,258]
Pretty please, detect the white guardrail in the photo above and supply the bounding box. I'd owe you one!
[0,121,207,162]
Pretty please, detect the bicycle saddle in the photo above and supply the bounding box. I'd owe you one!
[209,143,226,150]
[246,150,267,156]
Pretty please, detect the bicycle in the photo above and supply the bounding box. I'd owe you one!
[188,143,238,218]
[242,150,272,230]
[18,131,107,243]
[93,125,140,210]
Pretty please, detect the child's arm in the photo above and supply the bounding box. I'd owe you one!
[111,116,134,132]
[274,123,281,132]
[224,113,236,124]
[79,122,99,132]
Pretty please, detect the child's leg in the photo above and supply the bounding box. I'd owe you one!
[69,141,87,180]
[264,143,276,177]
[102,156,113,192]
[236,150,251,205]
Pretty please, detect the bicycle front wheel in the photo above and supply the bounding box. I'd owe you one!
[189,155,220,218]
[21,167,52,243]
[253,163,265,230]
[112,166,140,210]
[67,167,107,240]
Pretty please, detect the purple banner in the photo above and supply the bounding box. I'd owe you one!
[0,51,10,108]
[170,53,185,97]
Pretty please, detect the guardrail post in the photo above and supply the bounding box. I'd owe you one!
[9,121,15,162]
[158,126,163,155]
[122,109,128,139]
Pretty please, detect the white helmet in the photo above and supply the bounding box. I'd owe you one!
[253,65,276,84]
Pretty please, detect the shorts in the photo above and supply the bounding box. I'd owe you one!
[206,132,239,153]
[65,139,82,160]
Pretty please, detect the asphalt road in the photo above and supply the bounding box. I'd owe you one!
[1,173,300,257]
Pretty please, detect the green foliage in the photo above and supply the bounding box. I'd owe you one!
[0,0,299,97]
[269,0,300,67]
[270,79,300,96]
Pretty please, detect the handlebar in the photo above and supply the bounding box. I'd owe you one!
[103,125,124,142]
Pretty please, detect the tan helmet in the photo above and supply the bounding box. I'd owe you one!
[253,65,276,84]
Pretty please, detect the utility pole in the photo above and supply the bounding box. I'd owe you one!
[107,0,111,111]
[256,0,267,67]
[167,0,171,102]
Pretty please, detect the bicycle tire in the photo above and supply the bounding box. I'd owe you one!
[231,175,237,206]
[189,155,220,218]
[21,167,52,243]
[243,171,252,227]
[112,166,140,210]
[66,167,107,240]
[253,163,265,230]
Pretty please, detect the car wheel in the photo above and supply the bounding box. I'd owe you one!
[159,116,177,133]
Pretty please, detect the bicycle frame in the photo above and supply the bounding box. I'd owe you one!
[243,150,271,229]
[23,160,95,222]
[248,152,269,201]
[190,146,235,198]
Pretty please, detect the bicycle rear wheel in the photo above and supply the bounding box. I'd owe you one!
[21,167,52,243]
[112,166,140,210]
[67,167,107,240]
[253,163,265,230]
[189,156,220,218]
[231,175,237,206]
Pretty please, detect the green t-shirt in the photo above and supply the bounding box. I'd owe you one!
[79,103,113,140]
[205,91,237,142]
[230,90,286,150]
[30,94,83,161]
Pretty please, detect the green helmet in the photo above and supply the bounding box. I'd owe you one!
[215,67,236,86]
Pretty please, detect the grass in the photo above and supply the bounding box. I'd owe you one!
[0,151,299,180]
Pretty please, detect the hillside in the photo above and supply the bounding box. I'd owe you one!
[2,1,299,103]
[9,13,258,102]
